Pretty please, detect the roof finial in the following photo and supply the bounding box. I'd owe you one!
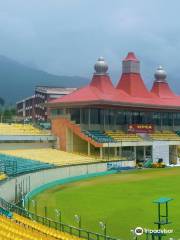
[154,66,167,82]
[124,52,139,62]
[122,52,140,73]
[94,57,108,75]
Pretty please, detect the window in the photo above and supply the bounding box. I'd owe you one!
[116,110,124,124]
[152,112,161,126]
[51,109,58,116]
[161,112,173,126]
[132,111,140,124]
[81,108,89,124]
[70,108,80,124]
[90,109,100,124]
[174,112,180,126]
[51,109,65,116]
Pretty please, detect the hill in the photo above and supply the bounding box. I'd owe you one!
[1,55,179,104]
[0,55,89,104]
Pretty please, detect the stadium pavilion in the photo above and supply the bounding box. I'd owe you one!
[48,52,180,165]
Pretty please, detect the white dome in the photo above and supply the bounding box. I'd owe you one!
[94,57,108,75]
[154,66,167,82]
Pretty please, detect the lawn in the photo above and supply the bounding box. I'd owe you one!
[29,168,180,239]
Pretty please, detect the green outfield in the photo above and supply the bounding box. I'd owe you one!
[29,168,180,239]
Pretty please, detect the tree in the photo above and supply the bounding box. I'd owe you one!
[0,97,5,122]
[0,97,5,107]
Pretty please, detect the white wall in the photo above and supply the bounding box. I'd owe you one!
[0,135,55,141]
[0,163,107,203]
[152,142,169,164]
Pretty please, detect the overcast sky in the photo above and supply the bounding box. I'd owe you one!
[0,0,180,85]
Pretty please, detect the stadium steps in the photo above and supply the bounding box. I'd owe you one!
[0,123,51,136]
[83,130,115,143]
[0,153,55,176]
[56,117,103,147]
[106,130,142,142]
[0,149,101,167]
[14,213,83,240]
[149,131,180,141]
[0,214,72,240]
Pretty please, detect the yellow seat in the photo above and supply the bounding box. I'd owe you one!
[149,131,180,141]
[13,213,83,240]
[0,123,50,136]
[106,130,142,142]
[0,148,100,166]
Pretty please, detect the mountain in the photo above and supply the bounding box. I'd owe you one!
[1,55,179,104]
[0,55,89,104]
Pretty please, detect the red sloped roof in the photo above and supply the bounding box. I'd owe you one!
[151,81,176,98]
[51,74,130,104]
[116,73,153,98]
[51,85,100,103]
[50,74,180,108]
[50,75,114,104]
[50,78,180,108]
[124,52,139,62]
[49,52,180,109]
[50,86,180,109]
[90,74,114,94]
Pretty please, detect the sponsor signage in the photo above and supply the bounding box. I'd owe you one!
[128,124,154,133]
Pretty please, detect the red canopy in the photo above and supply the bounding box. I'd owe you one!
[50,52,180,110]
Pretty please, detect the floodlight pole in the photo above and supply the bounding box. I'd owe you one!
[21,193,25,208]
[31,199,37,216]
[44,206,47,218]
[99,221,107,239]
[55,209,62,230]
[27,197,30,211]
[74,214,81,237]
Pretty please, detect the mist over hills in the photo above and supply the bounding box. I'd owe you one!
[0,55,180,105]
[0,55,89,104]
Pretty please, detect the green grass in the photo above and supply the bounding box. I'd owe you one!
[30,168,180,239]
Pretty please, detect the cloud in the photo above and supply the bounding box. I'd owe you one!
[0,0,180,88]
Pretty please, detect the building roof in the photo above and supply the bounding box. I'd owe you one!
[16,95,35,104]
[123,52,139,62]
[151,66,175,98]
[116,73,153,98]
[49,53,180,110]
[151,81,176,98]
[35,86,77,95]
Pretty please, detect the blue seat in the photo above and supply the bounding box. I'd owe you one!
[0,207,13,218]
[83,130,115,143]
[0,154,54,176]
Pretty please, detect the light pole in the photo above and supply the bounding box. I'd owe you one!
[20,189,24,208]
[44,206,47,218]
[74,214,81,237]
[31,199,37,216]
[27,197,30,212]
[21,195,25,208]
[99,221,107,239]
[130,229,137,240]
[55,209,62,230]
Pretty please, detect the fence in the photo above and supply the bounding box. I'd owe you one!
[0,196,119,240]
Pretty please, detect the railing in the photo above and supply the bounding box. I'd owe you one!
[0,197,119,240]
